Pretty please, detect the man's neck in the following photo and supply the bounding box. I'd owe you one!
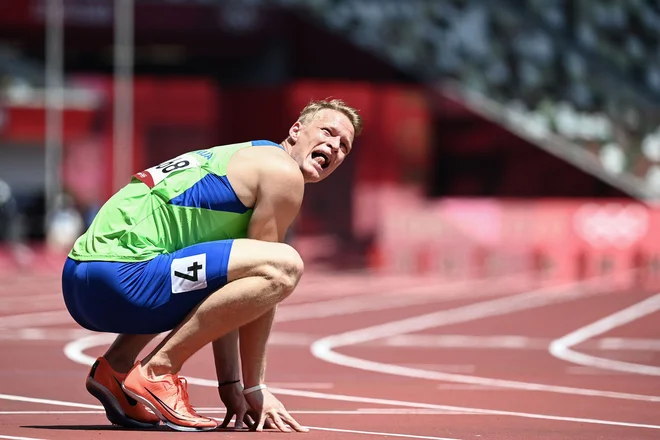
[280,139,293,156]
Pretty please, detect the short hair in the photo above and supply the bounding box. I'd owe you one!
[297,98,363,136]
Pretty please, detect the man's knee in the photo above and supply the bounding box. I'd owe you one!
[227,239,304,296]
[263,244,304,296]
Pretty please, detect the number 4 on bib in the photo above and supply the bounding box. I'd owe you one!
[134,154,199,188]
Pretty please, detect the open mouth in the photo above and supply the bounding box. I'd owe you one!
[311,151,330,170]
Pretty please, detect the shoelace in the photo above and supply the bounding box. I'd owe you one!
[175,377,204,418]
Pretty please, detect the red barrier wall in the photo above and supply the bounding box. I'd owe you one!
[365,187,659,289]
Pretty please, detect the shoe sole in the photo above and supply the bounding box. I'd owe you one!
[121,384,217,432]
[86,376,160,429]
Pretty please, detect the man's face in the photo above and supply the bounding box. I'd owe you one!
[289,109,355,183]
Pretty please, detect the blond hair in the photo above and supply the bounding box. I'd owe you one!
[298,98,363,136]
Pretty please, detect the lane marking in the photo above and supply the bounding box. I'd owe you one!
[0,394,102,409]
[183,376,660,430]
[0,408,474,416]
[60,275,660,432]
[63,332,660,429]
[399,364,477,373]
[565,366,639,376]
[549,294,660,376]
[599,338,660,351]
[277,276,531,322]
[436,384,500,391]
[0,311,73,328]
[0,411,105,415]
[0,409,474,416]
[384,334,548,349]
[0,328,92,341]
[310,283,660,402]
[0,294,63,311]
[249,387,660,431]
[0,276,528,334]
[387,335,660,351]
[0,436,48,440]
[305,426,459,440]
[266,382,334,389]
[8,382,660,432]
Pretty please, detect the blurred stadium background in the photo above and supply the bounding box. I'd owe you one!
[0,0,659,289]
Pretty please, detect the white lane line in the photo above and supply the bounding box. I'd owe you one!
[277,276,531,322]
[0,294,63,310]
[0,276,526,333]
[305,426,459,440]
[0,436,48,440]
[258,387,660,431]
[310,282,660,402]
[61,275,660,431]
[360,334,660,351]
[62,334,660,429]
[266,382,334,389]
[0,394,102,409]
[63,333,119,365]
[8,381,660,432]
[60,276,530,366]
[384,334,548,349]
[436,384,500,390]
[564,366,635,376]
[0,328,92,341]
[549,293,660,376]
[0,311,73,328]
[400,364,477,373]
[0,411,105,415]
[598,338,660,351]
[62,331,660,430]
[181,376,660,430]
[0,409,475,416]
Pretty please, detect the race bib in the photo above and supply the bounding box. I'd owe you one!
[134,153,199,188]
[171,253,207,294]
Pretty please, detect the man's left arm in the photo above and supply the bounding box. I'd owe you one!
[213,330,240,386]
[213,330,256,428]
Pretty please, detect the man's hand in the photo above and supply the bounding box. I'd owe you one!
[244,388,309,432]
[218,383,255,429]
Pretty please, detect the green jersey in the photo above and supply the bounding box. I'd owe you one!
[69,140,282,262]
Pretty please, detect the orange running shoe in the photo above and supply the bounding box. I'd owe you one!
[85,357,160,428]
[122,362,218,432]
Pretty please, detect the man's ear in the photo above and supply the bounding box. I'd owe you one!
[289,121,302,142]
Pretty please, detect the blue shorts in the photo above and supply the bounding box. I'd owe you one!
[62,240,234,334]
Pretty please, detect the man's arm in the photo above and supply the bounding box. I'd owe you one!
[213,148,304,430]
[214,329,253,429]
[212,330,240,385]
[239,149,304,387]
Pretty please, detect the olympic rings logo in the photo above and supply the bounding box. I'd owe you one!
[573,203,649,249]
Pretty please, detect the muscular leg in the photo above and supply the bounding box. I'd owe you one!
[104,334,159,373]
[141,239,303,376]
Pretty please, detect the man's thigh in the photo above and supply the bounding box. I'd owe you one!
[67,240,235,334]
[226,238,302,283]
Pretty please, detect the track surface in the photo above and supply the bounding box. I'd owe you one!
[1,262,660,440]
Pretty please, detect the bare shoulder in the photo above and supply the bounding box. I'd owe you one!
[227,146,303,208]
[236,146,301,183]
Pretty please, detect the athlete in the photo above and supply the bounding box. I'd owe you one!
[61,99,362,432]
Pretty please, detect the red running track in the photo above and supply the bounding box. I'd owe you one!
[1,267,660,440]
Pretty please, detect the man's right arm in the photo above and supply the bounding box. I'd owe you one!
[246,150,304,243]
[239,149,304,388]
